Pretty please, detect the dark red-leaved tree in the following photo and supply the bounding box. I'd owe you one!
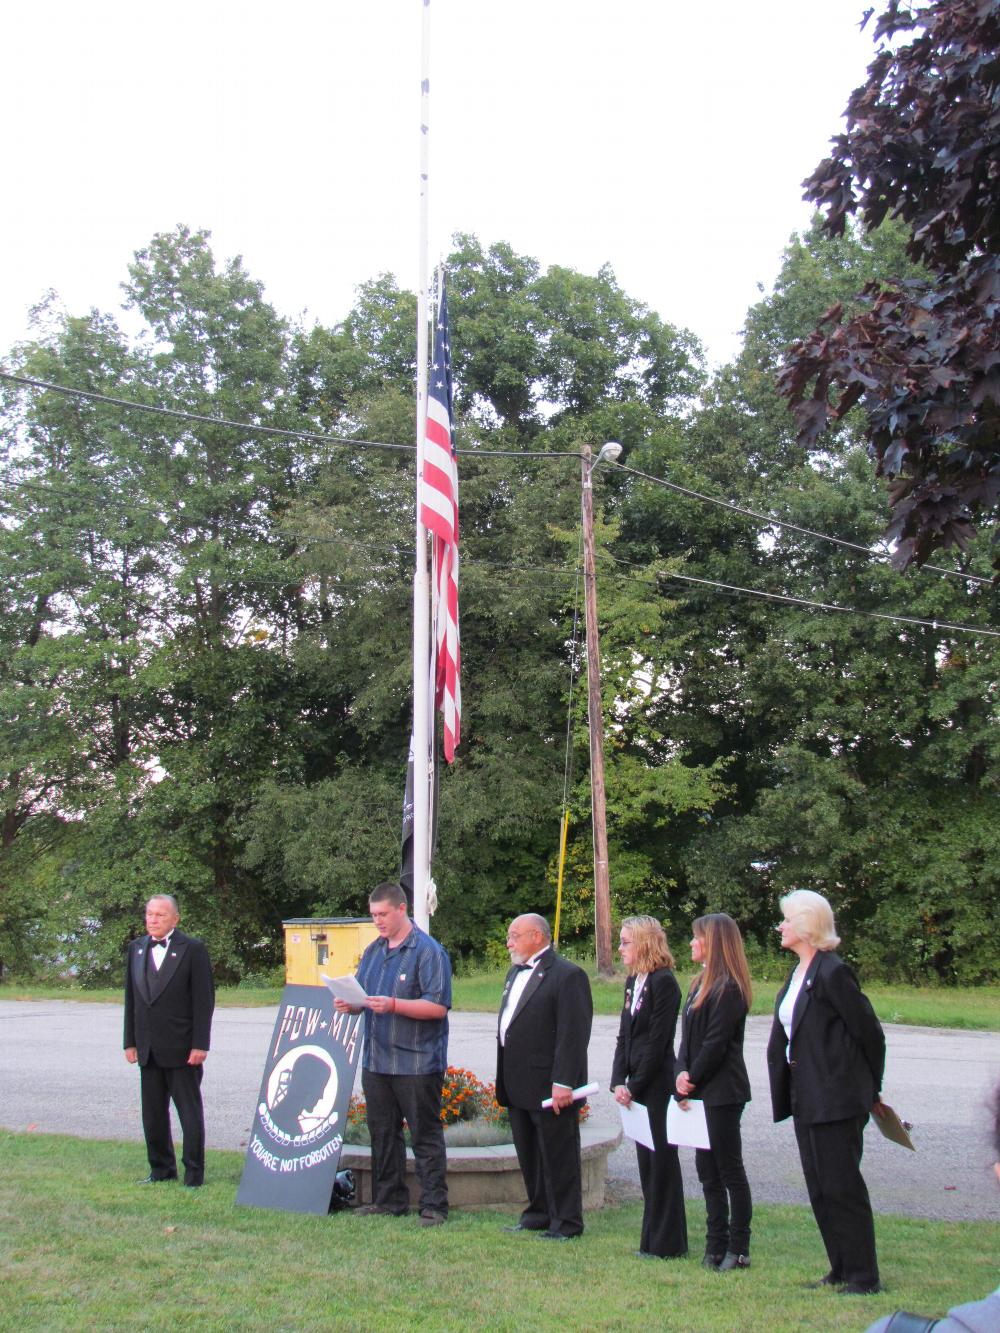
[777,0,1000,568]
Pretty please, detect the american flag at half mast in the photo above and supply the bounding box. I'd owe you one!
[420,276,461,763]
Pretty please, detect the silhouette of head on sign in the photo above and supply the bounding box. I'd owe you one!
[269,1053,331,1138]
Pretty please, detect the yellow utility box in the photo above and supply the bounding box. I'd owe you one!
[282,917,379,987]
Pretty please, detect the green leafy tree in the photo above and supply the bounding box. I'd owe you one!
[0,305,167,972]
[0,230,316,978]
[625,216,1000,977]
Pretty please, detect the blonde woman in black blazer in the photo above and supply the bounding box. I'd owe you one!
[611,915,687,1260]
[766,889,886,1297]
[675,913,753,1272]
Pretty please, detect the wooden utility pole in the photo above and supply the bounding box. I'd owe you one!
[580,444,615,977]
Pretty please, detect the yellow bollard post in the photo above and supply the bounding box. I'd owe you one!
[553,810,570,947]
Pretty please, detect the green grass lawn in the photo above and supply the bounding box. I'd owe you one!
[0,1133,996,1332]
[5,973,1000,1029]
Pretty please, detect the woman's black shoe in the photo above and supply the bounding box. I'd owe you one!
[839,1281,882,1296]
[717,1252,751,1271]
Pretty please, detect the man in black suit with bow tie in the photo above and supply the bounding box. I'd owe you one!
[123,895,215,1186]
[496,913,593,1239]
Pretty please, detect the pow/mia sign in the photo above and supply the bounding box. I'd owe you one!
[237,984,362,1214]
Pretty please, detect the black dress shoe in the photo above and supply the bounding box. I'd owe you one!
[717,1252,750,1271]
[839,1281,882,1296]
[702,1251,724,1270]
[540,1231,579,1241]
[137,1174,177,1184]
[803,1272,840,1289]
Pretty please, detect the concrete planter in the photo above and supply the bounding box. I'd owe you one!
[341,1124,622,1212]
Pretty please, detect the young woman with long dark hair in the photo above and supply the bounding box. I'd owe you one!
[675,912,753,1272]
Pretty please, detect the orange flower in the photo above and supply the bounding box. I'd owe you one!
[350,1068,517,1134]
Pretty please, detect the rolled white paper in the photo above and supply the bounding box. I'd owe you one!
[541,1080,600,1109]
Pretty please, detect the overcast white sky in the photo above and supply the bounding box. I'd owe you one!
[2,1,875,369]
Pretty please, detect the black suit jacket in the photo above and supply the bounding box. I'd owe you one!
[495,948,593,1109]
[676,978,751,1106]
[610,967,681,1103]
[123,930,215,1067]
[766,950,884,1125]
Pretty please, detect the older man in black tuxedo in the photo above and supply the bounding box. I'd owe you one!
[124,895,215,1186]
[496,913,593,1239]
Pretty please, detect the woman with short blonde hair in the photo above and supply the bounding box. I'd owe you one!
[619,914,674,973]
[767,890,886,1296]
[779,889,840,952]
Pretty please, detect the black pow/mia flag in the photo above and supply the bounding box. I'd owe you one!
[237,984,362,1214]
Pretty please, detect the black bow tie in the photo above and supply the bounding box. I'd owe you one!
[151,938,168,949]
[513,962,531,973]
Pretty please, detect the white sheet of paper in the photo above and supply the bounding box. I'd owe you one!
[321,973,368,1006]
[667,1097,711,1149]
[619,1099,656,1150]
[540,1080,599,1109]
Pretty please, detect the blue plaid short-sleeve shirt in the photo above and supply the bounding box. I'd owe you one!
[355,925,451,1076]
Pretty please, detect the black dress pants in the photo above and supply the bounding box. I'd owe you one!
[140,1057,205,1185]
[635,1089,687,1257]
[695,1102,752,1256]
[362,1069,448,1215]
[793,1113,879,1289]
[508,1102,583,1237]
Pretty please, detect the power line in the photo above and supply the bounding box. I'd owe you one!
[611,459,995,588]
[604,557,1000,639]
[0,371,572,461]
[0,371,416,455]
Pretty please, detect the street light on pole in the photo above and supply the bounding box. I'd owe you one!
[581,440,622,978]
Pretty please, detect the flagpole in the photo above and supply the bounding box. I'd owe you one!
[426,269,441,890]
[411,0,433,933]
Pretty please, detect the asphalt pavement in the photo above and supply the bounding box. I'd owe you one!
[1,1000,998,1221]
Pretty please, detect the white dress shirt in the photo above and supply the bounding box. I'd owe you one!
[149,931,173,971]
[778,965,806,1061]
[499,948,547,1045]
